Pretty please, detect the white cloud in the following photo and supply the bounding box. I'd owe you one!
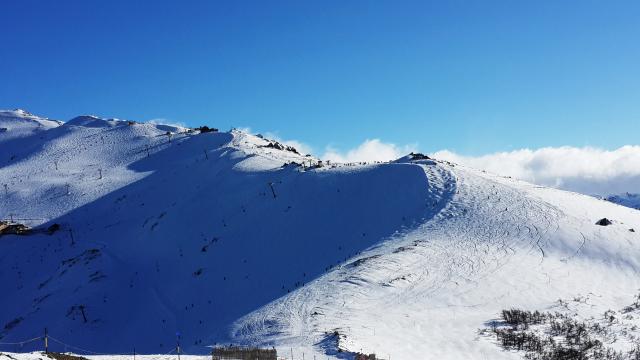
[145,118,187,128]
[432,146,640,196]
[322,139,418,163]
[281,139,313,155]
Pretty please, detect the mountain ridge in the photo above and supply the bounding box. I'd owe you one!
[1,110,640,359]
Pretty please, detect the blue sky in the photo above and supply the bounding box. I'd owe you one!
[1,1,639,155]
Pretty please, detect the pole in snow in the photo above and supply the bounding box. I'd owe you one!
[79,305,87,323]
[176,332,181,360]
[268,182,277,198]
[44,328,48,353]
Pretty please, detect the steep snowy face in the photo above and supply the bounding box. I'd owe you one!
[0,115,443,355]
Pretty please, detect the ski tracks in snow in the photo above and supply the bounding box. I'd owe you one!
[231,161,565,357]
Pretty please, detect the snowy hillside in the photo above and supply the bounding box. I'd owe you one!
[1,110,640,360]
[0,109,62,143]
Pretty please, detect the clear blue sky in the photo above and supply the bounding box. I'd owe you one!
[1,1,639,154]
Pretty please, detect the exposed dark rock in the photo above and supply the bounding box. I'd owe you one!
[595,218,613,226]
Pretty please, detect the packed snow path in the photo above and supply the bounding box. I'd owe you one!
[1,110,639,359]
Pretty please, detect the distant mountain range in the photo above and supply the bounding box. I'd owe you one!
[605,192,640,210]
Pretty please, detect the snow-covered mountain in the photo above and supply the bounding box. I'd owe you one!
[605,193,640,210]
[1,110,640,360]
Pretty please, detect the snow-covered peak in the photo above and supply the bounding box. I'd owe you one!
[0,108,62,128]
[393,152,437,165]
[228,128,321,170]
[12,108,33,116]
[65,114,120,128]
[0,109,62,143]
[606,192,640,210]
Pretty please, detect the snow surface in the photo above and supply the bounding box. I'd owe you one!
[1,110,640,359]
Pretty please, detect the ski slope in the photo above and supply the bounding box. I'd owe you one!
[1,110,640,359]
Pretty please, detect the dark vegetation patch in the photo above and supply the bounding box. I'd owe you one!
[88,271,106,282]
[483,304,640,359]
[3,317,23,332]
[409,152,431,160]
[47,223,60,235]
[44,352,89,360]
[354,353,378,360]
[212,346,276,360]
[61,249,101,269]
[196,126,218,133]
[201,237,219,252]
[347,255,381,268]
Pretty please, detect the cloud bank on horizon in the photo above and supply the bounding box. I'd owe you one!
[322,139,417,164]
[234,128,640,197]
[433,146,640,196]
[318,138,640,196]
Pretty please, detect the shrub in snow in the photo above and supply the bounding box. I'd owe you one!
[355,353,377,360]
[483,300,640,359]
[44,352,90,360]
[409,152,431,160]
[47,223,60,235]
[211,345,276,360]
[196,126,218,133]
